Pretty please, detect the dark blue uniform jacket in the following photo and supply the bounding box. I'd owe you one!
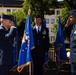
[0,25,17,66]
[32,26,49,56]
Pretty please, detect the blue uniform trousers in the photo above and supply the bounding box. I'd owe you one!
[32,55,44,75]
[71,62,76,75]
[0,65,11,75]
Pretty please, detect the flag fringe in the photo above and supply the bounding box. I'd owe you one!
[17,61,31,73]
[31,46,35,50]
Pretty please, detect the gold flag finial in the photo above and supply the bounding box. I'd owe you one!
[28,9,31,15]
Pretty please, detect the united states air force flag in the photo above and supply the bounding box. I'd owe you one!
[54,17,68,66]
[17,15,35,73]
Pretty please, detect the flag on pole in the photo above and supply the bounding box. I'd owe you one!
[17,13,35,73]
[13,17,20,67]
[54,17,68,66]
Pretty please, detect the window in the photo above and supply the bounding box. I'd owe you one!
[46,19,49,24]
[56,10,60,15]
[51,19,55,24]
[51,36,55,41]
[51,27,55,32]
[12,9,16,12]
[7,9,11,12]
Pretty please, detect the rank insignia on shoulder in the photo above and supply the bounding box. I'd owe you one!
[42,29,46,35]
[74,30,76,34]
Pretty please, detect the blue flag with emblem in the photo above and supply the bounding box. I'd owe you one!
[13,17,20,67]
[54,17,68,66]
[17,14,35,73]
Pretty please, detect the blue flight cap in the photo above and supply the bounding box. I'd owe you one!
[69,10,76,15]
[34,14,41,18]
[0,14,14,21]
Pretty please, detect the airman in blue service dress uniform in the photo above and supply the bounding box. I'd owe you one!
[64,10,76,75]
[31,15,49,75]
[0,14,17,75]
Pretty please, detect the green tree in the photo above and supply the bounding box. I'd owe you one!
[52,7,69,36]
[23,0,60,20]
[60,7,69,26]
[12,9,26,26]
[64,0,76,10]
[52,23,58,34]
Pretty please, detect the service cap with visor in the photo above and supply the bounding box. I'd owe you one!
[0,14,14,21]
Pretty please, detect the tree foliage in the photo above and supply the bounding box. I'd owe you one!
[12,9,26,26]
[53,8,69,36]
[64,0,76,10]
[60,7,69,26]
[59,0,76,26]
[22,0,60,20]
[17,0,76,27]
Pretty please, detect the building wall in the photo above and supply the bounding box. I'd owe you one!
[0,7,21,13]
[46,9,60,43]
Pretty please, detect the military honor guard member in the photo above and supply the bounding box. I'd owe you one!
[0,14,17,75]
[31,15,49,75]
[64,10,76,75]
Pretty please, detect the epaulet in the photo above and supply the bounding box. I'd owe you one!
[0,25,3,29]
